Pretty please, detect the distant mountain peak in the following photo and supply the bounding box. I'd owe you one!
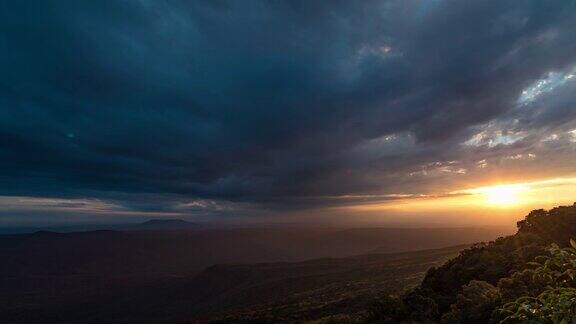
[135,218,199,230]
[141,219,190,225]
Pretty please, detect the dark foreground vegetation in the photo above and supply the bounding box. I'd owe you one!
[370,203,576,323]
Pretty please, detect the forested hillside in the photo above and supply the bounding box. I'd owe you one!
[370,203,576,323]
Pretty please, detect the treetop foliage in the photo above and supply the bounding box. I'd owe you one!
[368,203,576,323]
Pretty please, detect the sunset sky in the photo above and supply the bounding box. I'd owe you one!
[1,1,576,227]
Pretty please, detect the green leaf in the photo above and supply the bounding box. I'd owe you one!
[570,239,576,250]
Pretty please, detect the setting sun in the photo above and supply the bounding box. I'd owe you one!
[478,185,527,206]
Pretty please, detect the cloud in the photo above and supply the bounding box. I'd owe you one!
[1,0,576,222]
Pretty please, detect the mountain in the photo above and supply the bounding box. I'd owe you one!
[0,219,201,234]
[126,218,200,231]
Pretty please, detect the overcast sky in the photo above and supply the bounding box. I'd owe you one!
[1,0,576,226]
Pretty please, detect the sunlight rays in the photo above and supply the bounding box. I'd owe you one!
[470,184,528,207]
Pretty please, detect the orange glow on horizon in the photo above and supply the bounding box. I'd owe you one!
[465,184,528,207]
[340,176,576,225]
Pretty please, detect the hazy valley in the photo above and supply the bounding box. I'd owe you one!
[0,225,506,323]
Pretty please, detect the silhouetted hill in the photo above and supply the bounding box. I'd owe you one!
[128,218,200,231]
[369,203,576,323]
[187,245,467,322]
[0,219,201,234]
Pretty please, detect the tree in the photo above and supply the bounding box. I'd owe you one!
[495,240,576,323]
[441,280,500,324]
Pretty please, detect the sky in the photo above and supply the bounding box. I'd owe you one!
[1,0,576,227]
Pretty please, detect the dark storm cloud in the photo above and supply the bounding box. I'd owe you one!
[2,0,576,217]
